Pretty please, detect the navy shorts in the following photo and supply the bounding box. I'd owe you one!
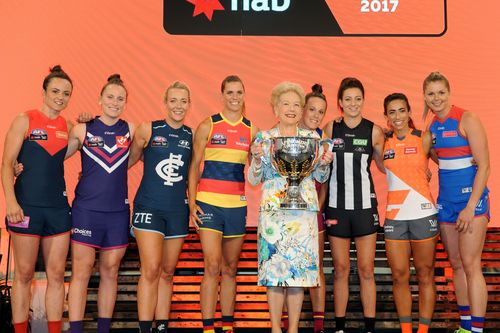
[71,205,129,249]
[131,203,189,239]
[437,193,490,224]
[196,201,247,237]
[6,204,71,237]
[325,207,379,238]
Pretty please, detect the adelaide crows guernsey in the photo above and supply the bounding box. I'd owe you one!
[15,110,68,207]
[134,120,193,211]
[196,113,252,208]
[73,118,130,211]
[429,105,488,203]
[328,118,377,210]
[383,129,437,220]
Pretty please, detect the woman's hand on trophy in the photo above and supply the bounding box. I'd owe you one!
[250,141,264,164]
[319,149,334,166]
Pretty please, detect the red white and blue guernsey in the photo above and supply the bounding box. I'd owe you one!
[429,105,489,223]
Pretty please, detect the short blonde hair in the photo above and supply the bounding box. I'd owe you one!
[270,81,305,108]
[164,81,191,103]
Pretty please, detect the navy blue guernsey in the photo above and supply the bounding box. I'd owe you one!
[134,120,193,211]
[73,118,130,212]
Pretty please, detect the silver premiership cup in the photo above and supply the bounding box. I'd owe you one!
[271,136,319,209]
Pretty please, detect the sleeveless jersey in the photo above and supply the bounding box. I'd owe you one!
[14,110,68,207]
[383,129,437,220]
[73,118,130,211]
[196,113,252,208]
[429,105,488,203]
[328,118,377,210]
[134,120,193,211]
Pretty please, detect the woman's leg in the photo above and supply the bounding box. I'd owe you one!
[328,235,351,318]
[199,230,223,322]
[68,243,96,321]
[385,240,412,321]
[267,287,285,333]
[459,217,488,327]
[97,247,127,317]
[411,237,438,332]
[310,231,326,333]
[42,233,70,321]
[220,236,245,331]
[135,230,165,321]
[286,287,305,333]
[155,237,185,325]
[354,233,377,318]
[11,234,40,324]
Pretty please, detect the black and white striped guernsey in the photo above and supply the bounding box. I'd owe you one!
[327,118,377,210]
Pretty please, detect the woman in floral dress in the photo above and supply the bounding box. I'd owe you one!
[249,82,333,333]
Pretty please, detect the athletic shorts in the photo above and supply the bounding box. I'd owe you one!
[437,193,490,224]
[384,215,439,242]
[6,204,71,237]
[131,203,189,239]
[325,207,379,238]
[196,201,246,238]
[71,205,129,249]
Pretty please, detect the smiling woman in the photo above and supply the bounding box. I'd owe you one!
[65,74,135,333]
[248,81,333,333]
[1,65,74,333]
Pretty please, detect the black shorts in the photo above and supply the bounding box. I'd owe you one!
[325,207,379,238]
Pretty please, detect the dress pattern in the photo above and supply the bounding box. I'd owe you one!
[249,127,329,287]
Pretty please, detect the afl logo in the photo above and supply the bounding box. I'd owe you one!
[87,136,104,148]
[383,149,395,160]
[29,128,48,141]
[152,136,168,147]
[211,133,227,145]
[332,138,345,150]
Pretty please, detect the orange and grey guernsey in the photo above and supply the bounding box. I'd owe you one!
[197,113,252,208]
[383,129,437,220]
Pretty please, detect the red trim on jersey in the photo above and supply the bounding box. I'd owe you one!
[198,178,245,195]
[434,145,472,158]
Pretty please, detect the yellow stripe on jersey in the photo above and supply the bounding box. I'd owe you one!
[204,147,248,164]
[196,191,247,208]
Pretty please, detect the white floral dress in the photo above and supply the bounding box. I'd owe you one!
[248,127,329,287]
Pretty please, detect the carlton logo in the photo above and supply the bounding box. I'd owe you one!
[164,0,342,36]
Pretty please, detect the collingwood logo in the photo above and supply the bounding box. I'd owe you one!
[164,0,343,36]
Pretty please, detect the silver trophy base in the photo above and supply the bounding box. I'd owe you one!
[279,202,308,210]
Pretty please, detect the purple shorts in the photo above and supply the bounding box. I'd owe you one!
[71,205,129,250]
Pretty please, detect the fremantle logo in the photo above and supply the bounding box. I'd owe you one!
[155,153,184,186]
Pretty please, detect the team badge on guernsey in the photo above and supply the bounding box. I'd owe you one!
[156,153,185,186]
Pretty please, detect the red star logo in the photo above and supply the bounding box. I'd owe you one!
[186,0,225,21]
